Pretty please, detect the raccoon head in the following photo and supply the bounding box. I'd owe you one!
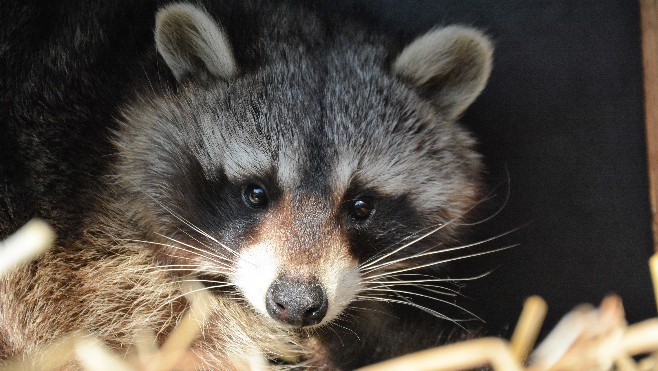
[115,3,492,329]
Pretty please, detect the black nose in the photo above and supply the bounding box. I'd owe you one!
[265,277,328,327]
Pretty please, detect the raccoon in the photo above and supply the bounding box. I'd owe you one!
[0,0,493,369]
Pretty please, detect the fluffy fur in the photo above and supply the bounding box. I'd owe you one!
[0,1,493,369]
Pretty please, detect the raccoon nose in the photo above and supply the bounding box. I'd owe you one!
[265,277,328,327]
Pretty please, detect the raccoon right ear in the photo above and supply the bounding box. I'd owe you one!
[393,26,493,120]
[155,3,237,83]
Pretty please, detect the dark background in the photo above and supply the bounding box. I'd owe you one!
[335,1,654,338]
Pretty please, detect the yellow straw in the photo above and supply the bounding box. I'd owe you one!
[509,295,548,364]
[650,254,658,313]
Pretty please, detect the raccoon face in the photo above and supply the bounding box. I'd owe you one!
[115,3,492,328]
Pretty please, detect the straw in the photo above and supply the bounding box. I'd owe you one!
[0,219,55,276]
[509,295,548,364]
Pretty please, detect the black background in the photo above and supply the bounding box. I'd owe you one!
[335,1,654,338]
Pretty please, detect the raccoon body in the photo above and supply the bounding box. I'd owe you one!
[0,1,493,369]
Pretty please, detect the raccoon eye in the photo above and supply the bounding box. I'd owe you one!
[351,197,375,221]
[243,184,268,209]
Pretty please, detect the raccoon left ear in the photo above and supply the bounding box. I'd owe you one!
[393,26,493,120]
[155,3,237,83]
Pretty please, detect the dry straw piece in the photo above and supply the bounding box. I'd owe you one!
[509,296,548,364]
[0,219,55,276]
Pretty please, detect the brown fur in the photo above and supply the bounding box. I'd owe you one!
[0,202,304,369]
[255,195,347,272]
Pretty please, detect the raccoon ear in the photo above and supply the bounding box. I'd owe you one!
[155,3,237,83]
[393,26,493,120]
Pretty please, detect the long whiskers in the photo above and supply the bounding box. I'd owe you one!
[135,263,230,276]
[123,238,232,270]
[357,219,517,323]
[360,188,508,271]
[142,191,241,258]
[365,271,496,305]
[367,282,458,297]
[365,269,493,285]
[364,244,516,281]
[354,295,463,326]
[157,233,234,266]
[361,227,522,274]
[359,222,451,270]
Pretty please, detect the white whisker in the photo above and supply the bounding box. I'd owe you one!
[354,295,461,327]
[176,227,214,250]
[145,194,240,257]
[366,282,457,297]
[361,188,503,271]
[157,233,234,265]
[365,288,480,321]
[363,270,493,285]
[364,244,517,281]
[359,222,450,270]
[124,238,232,270]
[362,227,521,274]
[177,278,230,286]
[359,223,444,267]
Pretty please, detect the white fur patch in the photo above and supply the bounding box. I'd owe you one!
[231,242,280,318]
[320,256,361,323]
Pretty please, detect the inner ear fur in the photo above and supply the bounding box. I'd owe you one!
[393,26,493,120]
[155,3,237,83]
